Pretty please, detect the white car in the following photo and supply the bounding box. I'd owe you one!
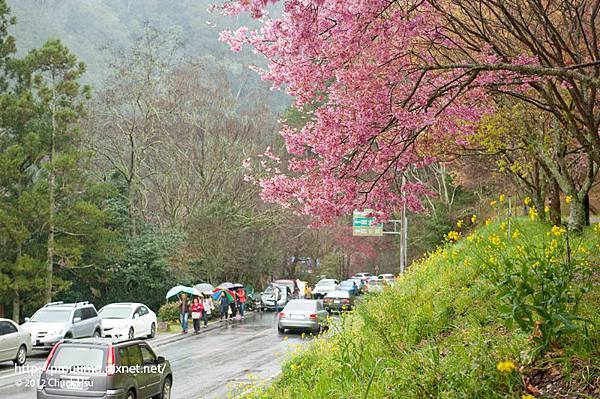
[0,318,32,366]
[378,274,396,284]
[312,279,339,299]
[98,303,157,340]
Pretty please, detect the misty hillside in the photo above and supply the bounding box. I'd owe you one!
[7,0,288,111]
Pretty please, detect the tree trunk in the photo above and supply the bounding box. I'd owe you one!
[583,194,590,226]
[568,197,586,233]
[45,86,57,304]
[12,285,20,323]
[549,180,561,226]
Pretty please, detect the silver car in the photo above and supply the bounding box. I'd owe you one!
[312,279,339,298]
[277,299,328,334]
[0,318,32,366]
[21,301,103,350]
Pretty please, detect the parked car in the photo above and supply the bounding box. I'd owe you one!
[0,318,32,366]
[378,274,396,284]
[338,279,360,296]
[323,290,355,312]
[352,272,371,280]
[261,284,291,310]
[99,303,157,340]
[312,279,339,298]
[36,338,172,399]
[367,279,385,293]
[21,302,102,350]
[277,300,328,334]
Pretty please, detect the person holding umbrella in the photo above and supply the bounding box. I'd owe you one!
[190,297,204,333]
[178,293,190,333]
[237,288,246,319]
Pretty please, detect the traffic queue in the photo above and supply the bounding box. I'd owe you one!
[0,273,394,399]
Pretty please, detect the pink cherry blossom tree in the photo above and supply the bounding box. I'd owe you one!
[219,0,600,230]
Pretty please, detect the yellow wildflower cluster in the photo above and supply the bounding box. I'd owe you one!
[456,219,463,229]
[528,206,538,221]
[550,225,566,236]
[471,214,477,224]
[512,229,521,239]
[565,195,572,204]
[524,196,532,206]
[499,194,506,203]
[485,218,492,226]
[488,234,502,246]
[522,395,536,399]
[544,205,550,213]
[594,223,600,234]
[490,200,497,206]
[496,360,516,373]
[500,222,507,231]
[446,230,461,242]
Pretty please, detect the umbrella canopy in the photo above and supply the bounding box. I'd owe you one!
[165,285,201,299]
[231,283,244,290]
[194,283,215,295]
[218,282,235,289]
[212,287,235,301]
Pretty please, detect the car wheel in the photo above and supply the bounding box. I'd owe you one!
[148,323,156,338]
[126,390,136,399]
[14,345,26,366]
[277,325,285,334]
[93,329,101,338]
[159,377,172,399]
[128,327,134,340]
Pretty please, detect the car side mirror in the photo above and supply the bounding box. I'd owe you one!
[24,317,30,323]
[73,317,82,324]
[157,356,166,364]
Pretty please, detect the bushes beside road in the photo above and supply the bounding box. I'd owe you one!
[245,220,599,398]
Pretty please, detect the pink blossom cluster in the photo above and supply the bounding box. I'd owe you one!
[220,0,529,223]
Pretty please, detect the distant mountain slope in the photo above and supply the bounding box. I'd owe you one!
[7,0,289,110]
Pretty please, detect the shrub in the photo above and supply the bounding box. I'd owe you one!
[158,302,180,322]
[473,222,594,352]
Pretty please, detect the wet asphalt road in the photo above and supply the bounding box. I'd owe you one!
[0,312,309,399]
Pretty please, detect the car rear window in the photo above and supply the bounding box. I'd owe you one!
[326,291,350,298]
[284,301,316,311]
[50,346,105,373]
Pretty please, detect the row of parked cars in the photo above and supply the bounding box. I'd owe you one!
[1,301,171,399]
[0,301,158,365]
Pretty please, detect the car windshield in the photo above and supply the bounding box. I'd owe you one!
[99,306,132,319]
[316,280,336,286]
[50,346,105,373]
[326,291,350,298]
[30,309,71,323]
[340,281,355,287]
[284,301,316,312]
[263,286,274,295]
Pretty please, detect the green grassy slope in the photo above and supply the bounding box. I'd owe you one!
[246,220,599,399]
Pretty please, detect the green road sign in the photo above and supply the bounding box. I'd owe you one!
[353,210,383,236]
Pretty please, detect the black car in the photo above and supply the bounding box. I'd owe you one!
[37,338,172,399]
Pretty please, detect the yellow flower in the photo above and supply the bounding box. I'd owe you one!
[594,223,600,234]
[485,219,492,226]
[531,261,540,269]
[512,229,521,239]
[488,234,502,246]
[500,222,507,231]
[551,225,566,236]
[528,206,538,221]
[467,234,475,242]
[544,205,550,213]
[496,360,516,373]
[490,200,497,206]
[471,214,477,224]
[524,197,532,206]
[522,395,536,399]
[456,220,463,229]
[499,194,506,203]
[565,195,572,204]
[446,230,461,242]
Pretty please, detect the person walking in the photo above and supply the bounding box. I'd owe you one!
[304,284,312,299]
[219,292,230,322]
[201,295,212,328]
[237,288,246,319]
[190,297,204,334]
[178,293,190,334]
[273,284,280,313]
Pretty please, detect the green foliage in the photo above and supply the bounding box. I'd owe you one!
[157,302,180,322]
[476,223,593,352]
[244,220,599,399]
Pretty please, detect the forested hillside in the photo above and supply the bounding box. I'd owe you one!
[7,0,287,111]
